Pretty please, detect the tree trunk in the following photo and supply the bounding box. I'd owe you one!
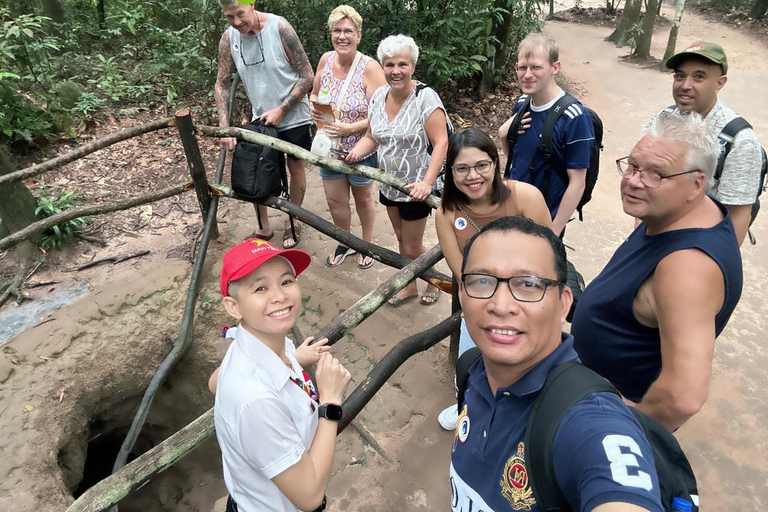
[633,0,660,59]
[41,0,65,23]
[662,0,686,66]
[479,0,514,94]
[0,147,40,258]
[549,0,555,19]
[750,0,768,19]
[606,0,643,46]
[97,0,105,26]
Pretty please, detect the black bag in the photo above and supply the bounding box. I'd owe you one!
[415,83,454,198]
[565,259,585,323]
[505,94,604,221]
[231,119,288,203]
[456,350,699,512]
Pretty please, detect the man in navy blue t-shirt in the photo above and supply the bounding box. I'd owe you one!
[452,216,662,512]
[499,34,594,237]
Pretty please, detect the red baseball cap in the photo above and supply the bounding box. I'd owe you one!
[220,238,311,296]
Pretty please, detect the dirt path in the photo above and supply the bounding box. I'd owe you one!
[1,6,767,512]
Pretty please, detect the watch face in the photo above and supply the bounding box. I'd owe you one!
[321,404,343,421]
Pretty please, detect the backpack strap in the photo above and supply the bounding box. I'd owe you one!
[524,361,617,512]
[504,96,533,177]
[455,347,482,410]
[539,94,579,198]
[716,117,753,182]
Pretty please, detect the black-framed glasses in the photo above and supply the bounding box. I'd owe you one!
[461,273,564,302]
[452,160,494,176]
[616,156,701,188]
[240,34,265,66]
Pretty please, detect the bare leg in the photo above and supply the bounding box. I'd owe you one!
[251,203,272,237]
[323,177,353,265]
[351,182,376,266]
[385,206,419,301]
[399,214,439,304]
[283,156,306,248]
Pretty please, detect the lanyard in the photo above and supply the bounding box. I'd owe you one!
[290,369,318,402]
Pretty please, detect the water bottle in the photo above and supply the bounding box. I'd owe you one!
[671,497,693,512]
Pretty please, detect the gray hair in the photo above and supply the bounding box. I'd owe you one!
[377,34,419,65]
[645,111,720,191]
[218,0,240,9]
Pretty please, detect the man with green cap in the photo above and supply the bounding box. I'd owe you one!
[664,41,764,246]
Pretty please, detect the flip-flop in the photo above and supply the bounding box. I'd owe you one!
[246,230,274,241]
[282,223,302,249]
[386,293,419,308]
[357,254,374,269]
[325,245,356,267]
[420,290,441,306]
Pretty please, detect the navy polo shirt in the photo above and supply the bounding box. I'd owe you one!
[450,334,662,512]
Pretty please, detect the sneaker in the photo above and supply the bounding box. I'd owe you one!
[438,404,459,431]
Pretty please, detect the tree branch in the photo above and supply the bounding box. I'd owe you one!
[0,118,175,187]
[0,182,192,252]
[198,125,441,209]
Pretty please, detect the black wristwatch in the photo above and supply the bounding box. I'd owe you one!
[318,403,343,421]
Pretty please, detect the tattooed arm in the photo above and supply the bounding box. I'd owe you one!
[215,30,237,150]
[260,17,314,126]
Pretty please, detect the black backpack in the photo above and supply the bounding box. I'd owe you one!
[505,94,604,221]
[231,119,297,235]
[415,83,454,197]
[231,119,288,203]
[456,348,699,512]
[715,117,767,244]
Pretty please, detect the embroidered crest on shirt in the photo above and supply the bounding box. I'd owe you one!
[500,442,535,510]
[452,404,469,452]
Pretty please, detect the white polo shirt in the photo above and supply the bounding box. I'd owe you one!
[214,326,318,512]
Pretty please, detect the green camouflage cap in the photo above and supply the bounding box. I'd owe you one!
[665,41,728,74]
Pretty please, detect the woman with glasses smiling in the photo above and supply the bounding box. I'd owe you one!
[434,127,552,430]
[310,5,386,269]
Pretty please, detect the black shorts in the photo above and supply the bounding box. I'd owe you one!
[379,192,432,221]
[278,123,312,154]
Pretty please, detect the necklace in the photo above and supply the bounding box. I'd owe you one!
[456,203,482,232]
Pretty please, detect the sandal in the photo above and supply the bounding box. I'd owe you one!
[282,223,302,249]
[420,290,441,306]
[386,292,418,308]
[357,254,374,269]
[246,230,274,241]
[325,245,356,267]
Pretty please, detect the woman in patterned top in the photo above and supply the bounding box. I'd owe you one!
[346,34,449,306]
[310,5,386,269]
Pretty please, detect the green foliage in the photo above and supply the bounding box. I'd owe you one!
[626,23,643,50]
[32,183,91,250]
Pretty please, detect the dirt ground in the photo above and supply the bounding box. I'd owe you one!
[1,2,767,511]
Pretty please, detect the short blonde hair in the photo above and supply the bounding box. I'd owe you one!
[377,34,419,65]
[327,5,362,33]
[517,33,559,65]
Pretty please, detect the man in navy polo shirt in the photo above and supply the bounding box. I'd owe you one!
[451,216,662,512]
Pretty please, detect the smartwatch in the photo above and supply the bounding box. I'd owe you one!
[318,403,343,421]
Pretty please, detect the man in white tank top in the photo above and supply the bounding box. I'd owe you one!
[215,0,313,248]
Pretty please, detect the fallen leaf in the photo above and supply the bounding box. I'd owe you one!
[59,389,66,403]
[3,346,16,354]
[140,205,153,219]
[10,354,20,365]
[24,404,34,412]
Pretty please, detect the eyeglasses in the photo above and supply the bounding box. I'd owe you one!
[461,273,563,302]
[616,157,701,188]
[332,28,358,37]
[241,34,265,66]
[452,160,494,176]
[515,64,547,74]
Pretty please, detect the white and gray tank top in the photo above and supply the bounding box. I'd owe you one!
[229,15,310,130]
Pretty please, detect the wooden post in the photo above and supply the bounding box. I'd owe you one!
[175,109,217,238]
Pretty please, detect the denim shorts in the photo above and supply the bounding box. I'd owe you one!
[319,153,377,187]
